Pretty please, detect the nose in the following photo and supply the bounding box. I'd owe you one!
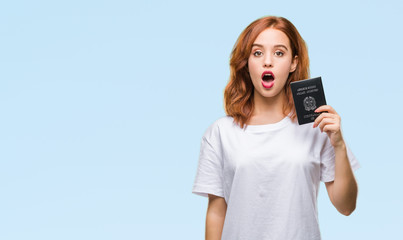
[263,54,273,68]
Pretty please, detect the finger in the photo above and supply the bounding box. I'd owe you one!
[314,105,332,113]
[319,118,337,132]
[323,124,340,133]
[315,105,338,115]
[313,113,337,128]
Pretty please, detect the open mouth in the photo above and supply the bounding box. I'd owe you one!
[261,71,275,89]
[262,72,275,82]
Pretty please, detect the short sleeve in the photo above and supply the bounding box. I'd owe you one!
[320,139,361,182]
[192,136,224,198]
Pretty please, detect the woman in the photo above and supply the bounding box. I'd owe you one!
[192,16,360,240]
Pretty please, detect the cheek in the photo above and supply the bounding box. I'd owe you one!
[248,59,260,76]
[278,61,293,75]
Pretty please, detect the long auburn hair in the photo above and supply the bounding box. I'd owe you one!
[224,16,310,128]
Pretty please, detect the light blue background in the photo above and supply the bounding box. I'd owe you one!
[1,0,402,239]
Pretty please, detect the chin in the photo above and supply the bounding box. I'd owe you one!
[256,87,284,99]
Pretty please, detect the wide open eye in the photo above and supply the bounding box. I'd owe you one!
[253,50,263,57]
[274,51,284,57]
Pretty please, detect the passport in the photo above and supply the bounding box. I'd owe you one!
[290,77,327,125]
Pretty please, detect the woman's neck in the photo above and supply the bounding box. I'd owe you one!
[248,90,288,125]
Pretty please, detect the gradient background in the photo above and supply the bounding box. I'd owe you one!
[1,0,402,239]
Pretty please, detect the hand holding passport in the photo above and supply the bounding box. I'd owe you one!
[290,77,327,125]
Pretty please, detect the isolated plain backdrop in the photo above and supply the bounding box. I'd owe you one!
[1,0,402,239]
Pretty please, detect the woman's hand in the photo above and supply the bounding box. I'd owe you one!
[313,105,345,149]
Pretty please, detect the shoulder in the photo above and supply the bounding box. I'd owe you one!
[202,116,237,140]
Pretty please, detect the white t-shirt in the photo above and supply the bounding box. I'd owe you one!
[192,115,360,240]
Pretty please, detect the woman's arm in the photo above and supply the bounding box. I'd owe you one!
[324,143,358,216]
[206,194,227,240]
[314,105,359,216]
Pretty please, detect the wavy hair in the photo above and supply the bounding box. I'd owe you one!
[224,16,310,128]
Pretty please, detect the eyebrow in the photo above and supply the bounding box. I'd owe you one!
[252,43,289,51]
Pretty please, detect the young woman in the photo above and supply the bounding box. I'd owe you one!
[192,16,360,240]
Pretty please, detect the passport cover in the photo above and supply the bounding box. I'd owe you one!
[290,77,327,125]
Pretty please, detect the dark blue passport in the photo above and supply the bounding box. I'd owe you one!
[290,77,327,125]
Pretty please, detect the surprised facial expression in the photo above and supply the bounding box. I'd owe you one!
[248,28,298,100]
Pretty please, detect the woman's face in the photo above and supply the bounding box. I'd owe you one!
[247,28,298,100]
